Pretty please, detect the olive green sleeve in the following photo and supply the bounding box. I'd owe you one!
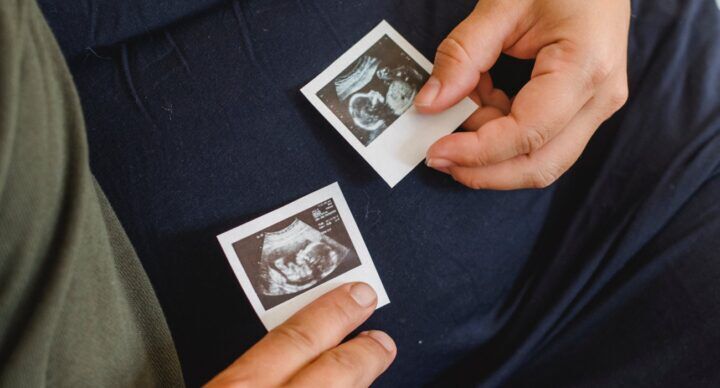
[0,0,184,386]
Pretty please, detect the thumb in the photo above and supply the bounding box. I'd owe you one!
[415,2,517,114]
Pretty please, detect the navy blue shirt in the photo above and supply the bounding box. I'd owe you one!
[39,0,720,386]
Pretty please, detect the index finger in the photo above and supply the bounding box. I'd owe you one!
[225,283,378,386]
[428,42,600,167]
[287,331,396,388]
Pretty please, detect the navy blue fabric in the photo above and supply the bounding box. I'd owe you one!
[37,0,226,59]
[38,0,720,386]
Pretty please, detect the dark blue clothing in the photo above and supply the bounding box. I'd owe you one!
[38,0,720,386]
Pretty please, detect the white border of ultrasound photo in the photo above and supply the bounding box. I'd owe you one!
[301,20,477,188]
[217,183,389,331]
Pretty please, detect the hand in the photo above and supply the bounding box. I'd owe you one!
[205,283,395,387]
[416,0,630,190]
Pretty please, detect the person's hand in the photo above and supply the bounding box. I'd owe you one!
[205,283,395,387]
[416,0,631,190]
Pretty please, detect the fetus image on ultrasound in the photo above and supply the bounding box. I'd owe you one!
[233,199,361,310]
[259,219,348,296]
[317,35,429,146]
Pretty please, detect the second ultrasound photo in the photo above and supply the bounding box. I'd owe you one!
[317,34,430,146]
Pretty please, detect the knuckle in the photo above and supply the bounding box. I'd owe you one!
[472,130,495,166]
[327,298,357,327]
[471,150,493,168]
[529,163,562,189]
[272,323,318,354]
[435,36,472,67]
[325,348,363,374]
[521,127,547,155]
[549,43,612,90]
[467,178,486,190]
[587,58,613,87]
[541,42,602,88]
[608,83,629,111]
[528,173,553,189]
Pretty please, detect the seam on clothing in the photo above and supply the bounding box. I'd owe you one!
[120,43,156,127]
[536,127,720,357]
[163,30,191,74]
[307,0,346,48]
[85,0,97,46]
[539,162,720,360]
[231,0,281,88]
[231,1,260,67]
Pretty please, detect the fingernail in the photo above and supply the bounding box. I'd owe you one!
[426,158,455,169]
[362,331,396,353]
[415,76,441,107]
[350,283,377,307]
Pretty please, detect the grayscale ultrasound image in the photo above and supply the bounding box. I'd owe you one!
[233,199,361,310]
[317,35,429,146]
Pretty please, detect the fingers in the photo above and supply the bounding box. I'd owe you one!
[213,283,378,386]
[286,331,396,388]
[461,73,511,131]
[446,111,595,190]
[439,67,628,190]
[444,78,624,190]
[461,107,505,134]
[428,40,602,169]
[415,2,521,113]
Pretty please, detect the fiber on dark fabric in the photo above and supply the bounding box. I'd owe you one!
[37,0,720,386]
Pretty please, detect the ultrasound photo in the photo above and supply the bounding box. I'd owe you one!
[232,199,361,310]
[317,35,430,147]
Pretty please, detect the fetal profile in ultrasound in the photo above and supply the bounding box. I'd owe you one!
[233,199,361,310]
[317,35,429,146]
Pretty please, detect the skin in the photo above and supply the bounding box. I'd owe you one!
[205,283,395,387]
[417,0,631,190]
